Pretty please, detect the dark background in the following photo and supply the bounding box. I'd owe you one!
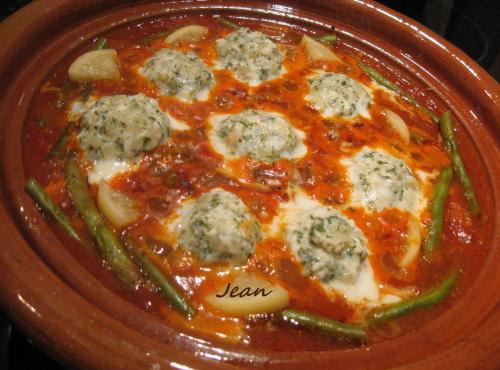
[1,0,499,369]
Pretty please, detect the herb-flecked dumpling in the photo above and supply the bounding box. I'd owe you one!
[175,188,262,264]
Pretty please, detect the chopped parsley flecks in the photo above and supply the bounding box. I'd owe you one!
[141,49,214,101]
[305,71,371,119]
[342,147,422,212]
[176,188,262,264]
[286,206,368,284]
[78,94,171,160]
[215,27,283,86]
[216,109,299,163]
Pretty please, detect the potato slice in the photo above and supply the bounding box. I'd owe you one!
[205,272,289,316]
[384,108,410,142]
[165,25,208,44]
[68,49,120,82]
[300,35,340,62]
[399,215,421,267]
[97,181,140,227]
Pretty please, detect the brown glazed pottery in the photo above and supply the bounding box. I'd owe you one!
[0,1,499,369]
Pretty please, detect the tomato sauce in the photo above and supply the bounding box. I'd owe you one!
[22,14,491,351]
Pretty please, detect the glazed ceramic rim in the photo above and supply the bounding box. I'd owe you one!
[0,1,499,369]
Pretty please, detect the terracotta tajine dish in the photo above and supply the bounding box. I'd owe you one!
[0,0,499,369]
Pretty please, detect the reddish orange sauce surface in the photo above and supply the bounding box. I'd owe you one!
[22,15,490,350]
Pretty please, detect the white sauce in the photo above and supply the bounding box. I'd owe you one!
[87,158,139,185]
[166,112,190,131]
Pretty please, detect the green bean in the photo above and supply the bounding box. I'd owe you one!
[368,270,459,323]
[124,238,195,317]
[94,226,141,285]
[55,80,78,108]
[80,82,93,102]
[358,62,439,123]
[136,31,169,45]
[423,165,453,254]
[48,122,74,157]
[217,17,240,30]
[280,309,366,341]
[65,160,140,286]
[65,160,101,233]
[359,62,400,91]
[439,111,480,215]
[25,178,82,243]
[410,131,427,145]
[402,96,438,123]
[316,34,337,45]
[93,37,108,50]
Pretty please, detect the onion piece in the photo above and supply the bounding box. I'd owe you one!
[399,215,421,267]
[384,108,410,142]
[165,25,208,44]
[300,35,340,62]
[97,181,140,228]
[68,49,120,82]
[205,272,289,316]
